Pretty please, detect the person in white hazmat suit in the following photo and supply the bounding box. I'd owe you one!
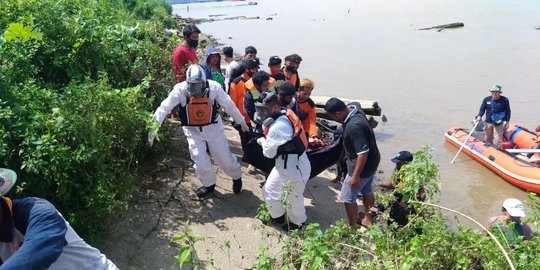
[255,86,311,231]
[148,64,250,199]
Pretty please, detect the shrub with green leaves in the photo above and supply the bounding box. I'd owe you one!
[250,147,540,269]
[0,0,179,235]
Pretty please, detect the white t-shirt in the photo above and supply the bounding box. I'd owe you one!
[224,60,239,93]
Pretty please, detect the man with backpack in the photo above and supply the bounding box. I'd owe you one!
[255,90,311,231]
[149,64,250,199]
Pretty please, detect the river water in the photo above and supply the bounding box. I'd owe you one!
[172,0,540,225]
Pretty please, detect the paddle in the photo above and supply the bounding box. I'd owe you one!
[451,121,480,163]
[506,149,540,154]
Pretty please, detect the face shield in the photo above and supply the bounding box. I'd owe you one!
[254,103,271,125]
[254,92,279,126]
[185,65,208,98]
[187,82,207,98]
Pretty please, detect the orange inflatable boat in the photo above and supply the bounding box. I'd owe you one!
[445,124,540,193]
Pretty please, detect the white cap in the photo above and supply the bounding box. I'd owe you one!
[502,198,525,217]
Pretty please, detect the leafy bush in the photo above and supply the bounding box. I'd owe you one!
[0,0,179,235]
[250,147,540,269]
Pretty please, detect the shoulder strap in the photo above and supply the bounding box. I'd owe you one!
[307,98,315,108]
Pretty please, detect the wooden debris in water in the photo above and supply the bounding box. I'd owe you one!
[419,22,464,32]
[311,96,382,116]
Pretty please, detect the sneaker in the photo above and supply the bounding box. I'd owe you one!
[261,214,285,225]
[195,184,215,198]
[232,178,242,193]
[282,222,305,232]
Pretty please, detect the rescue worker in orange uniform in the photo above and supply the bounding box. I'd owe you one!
[283,54,302,90]
[149,64,250,199]
[244,70,276,124]
[256,82,311,231]
[268,56,286,82]
[293,78,318,141]
[229,58,260,125]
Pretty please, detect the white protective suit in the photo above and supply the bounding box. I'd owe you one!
[260,115,311,225]
[153,80,247,187]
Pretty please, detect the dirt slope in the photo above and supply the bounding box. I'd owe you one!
[98,123,345,270]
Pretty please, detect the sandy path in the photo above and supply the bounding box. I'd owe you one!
[97,123,346,270]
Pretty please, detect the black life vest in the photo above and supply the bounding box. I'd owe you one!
[177,90,218,126]
[264,109,308,155]
[293,98,315,122]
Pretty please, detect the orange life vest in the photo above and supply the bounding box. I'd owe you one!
[229,76,250,124]
[177,92,218,126]
[289,73,298,88]
[264,109,308,155]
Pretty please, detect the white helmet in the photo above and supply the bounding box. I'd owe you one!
[186,64,206,83]
[185,64,207,97]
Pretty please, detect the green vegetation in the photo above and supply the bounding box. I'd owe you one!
[249,147,540,269]
[172,221,206,269]
[0,0,179,235]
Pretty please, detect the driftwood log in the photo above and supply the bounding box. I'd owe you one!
[419,22,464,32]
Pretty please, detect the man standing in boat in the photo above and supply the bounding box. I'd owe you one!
[475,84,511,148]
[325,98,381,227]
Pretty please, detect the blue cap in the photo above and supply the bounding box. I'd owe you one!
[391,151,413,163]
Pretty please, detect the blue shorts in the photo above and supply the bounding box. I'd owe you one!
[340,174,375,204]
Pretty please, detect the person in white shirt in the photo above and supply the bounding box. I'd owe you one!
[222,46,239,94]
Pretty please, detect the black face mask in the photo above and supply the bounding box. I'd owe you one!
[285,65,296,73]
[280,97,293,107]
[246,71,255,77]
[187,38,198,48]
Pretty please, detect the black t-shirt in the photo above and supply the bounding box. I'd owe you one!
[343,108,380,178]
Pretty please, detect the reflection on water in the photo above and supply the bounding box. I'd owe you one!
[172,0,540,223]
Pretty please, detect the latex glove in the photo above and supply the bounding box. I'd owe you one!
[475,116,481,123]
[240,121,250,133]
[148,130,159,147]
[503,121,509,130]
[257,137,265,146]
